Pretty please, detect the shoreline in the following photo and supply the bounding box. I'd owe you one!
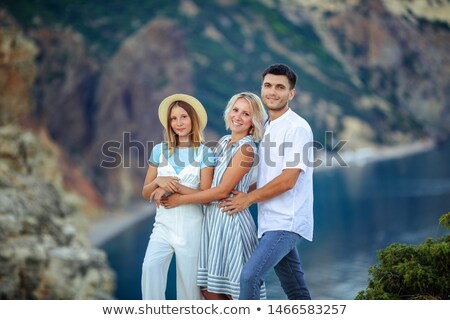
[88,202,155,247]
[88,138,436,247]
[314,138,435,172]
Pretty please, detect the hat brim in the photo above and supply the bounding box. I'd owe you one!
[158,94,207,131]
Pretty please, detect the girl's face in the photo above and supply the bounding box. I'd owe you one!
[170,105,192,142]
[228,98,253,135]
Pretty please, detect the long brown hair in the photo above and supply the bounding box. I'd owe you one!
[164,100,204,155]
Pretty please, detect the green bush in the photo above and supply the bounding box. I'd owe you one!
[356,212,450,300]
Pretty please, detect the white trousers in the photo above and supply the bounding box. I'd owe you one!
[141,204,203,300]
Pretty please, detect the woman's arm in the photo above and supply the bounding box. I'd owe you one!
[200,166,214,191]
[149,187,168,208]
[175,166,214,195]
[248,182,257,192]
[161,144,254,208]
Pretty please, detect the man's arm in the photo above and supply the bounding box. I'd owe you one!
[219,168,301,215]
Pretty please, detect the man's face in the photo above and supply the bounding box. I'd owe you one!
[261,74,295,112]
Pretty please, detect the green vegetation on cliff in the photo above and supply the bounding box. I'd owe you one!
[356,212,450,300]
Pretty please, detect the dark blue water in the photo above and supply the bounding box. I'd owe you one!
[102,141,450,300]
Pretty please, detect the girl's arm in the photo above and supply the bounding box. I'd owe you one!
[142,165,158,200]
[150,165,214,204]
[161,144,253,208]
[141,165,179,200]
[152,166,213,196]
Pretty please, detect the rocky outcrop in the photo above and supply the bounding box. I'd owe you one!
[279,0,450,145]
[90,18,194,205]
[30,26,100,152]
[383,0,450,26]
[324,0,450,141]
[0,126,115,299]
[0,21,114,299]
[0,13,37,126]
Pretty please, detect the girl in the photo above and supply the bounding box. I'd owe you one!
[161,92,267,299]
[141,94,214,300]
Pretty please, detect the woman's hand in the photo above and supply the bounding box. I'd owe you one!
[149,187,168,208]
[161,193,183,209]
[156,176,180,193]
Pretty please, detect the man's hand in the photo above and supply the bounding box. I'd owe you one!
[160,193,183,209]
[217,190,252,215]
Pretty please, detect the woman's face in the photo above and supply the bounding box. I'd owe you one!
[170,105,192,142]
[228,98,253,135]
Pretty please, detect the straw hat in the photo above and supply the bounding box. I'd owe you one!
[158,94,207,130]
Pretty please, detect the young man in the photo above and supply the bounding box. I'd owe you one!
[220,64,314,299]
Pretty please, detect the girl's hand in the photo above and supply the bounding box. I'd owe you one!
[156,176,180,193]
[161,193,182,209]
[149,187,168,208]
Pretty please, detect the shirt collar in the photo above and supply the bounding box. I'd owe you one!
[267,108,291,126]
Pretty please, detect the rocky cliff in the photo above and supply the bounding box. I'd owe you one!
[1,0,449,207]
[294,0,450,143]
[0,18,114,299]
[90,18,195,204]
[1,0,449,299]
[31,26,99,153]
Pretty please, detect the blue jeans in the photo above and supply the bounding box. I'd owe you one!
[239,230,311,300]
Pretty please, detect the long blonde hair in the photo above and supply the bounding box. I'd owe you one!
[223,92,267,142]
[164,100,204,154]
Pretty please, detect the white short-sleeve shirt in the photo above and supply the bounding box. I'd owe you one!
[257,108,314,241]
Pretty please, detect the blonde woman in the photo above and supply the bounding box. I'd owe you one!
[161,92,267,299]
[141,94,214,300]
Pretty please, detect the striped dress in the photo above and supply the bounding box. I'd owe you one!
[197,135,266,299]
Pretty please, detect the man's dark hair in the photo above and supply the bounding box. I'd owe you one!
[262,64,297,89]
